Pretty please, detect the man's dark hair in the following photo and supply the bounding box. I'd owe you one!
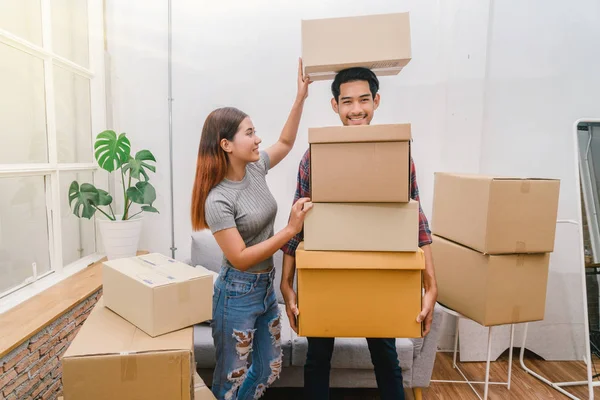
[331,67,379,103]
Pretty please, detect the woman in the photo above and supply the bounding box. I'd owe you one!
[191,59,312,400]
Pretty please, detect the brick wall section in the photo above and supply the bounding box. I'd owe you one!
[0,289,102,400]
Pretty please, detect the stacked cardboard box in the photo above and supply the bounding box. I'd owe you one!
[62,253,216,400]
[302,13,412,81]
[296,124,425,338]
[430,172,560,326]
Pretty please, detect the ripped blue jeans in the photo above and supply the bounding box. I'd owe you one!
[211,266,282,400]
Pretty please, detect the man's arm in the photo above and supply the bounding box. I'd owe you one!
[281,254,299,332]
[410,157,438,336]
[280,150,310,333]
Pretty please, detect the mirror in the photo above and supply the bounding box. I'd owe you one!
[574,119,600,398]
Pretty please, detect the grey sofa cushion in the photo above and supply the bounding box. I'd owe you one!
[291,336,414,372]
[191,231,286,304]
[193,304,294,369]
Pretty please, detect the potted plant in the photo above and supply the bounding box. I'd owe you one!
[68,130,159,260]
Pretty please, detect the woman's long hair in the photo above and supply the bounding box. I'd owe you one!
[191,107,248,230]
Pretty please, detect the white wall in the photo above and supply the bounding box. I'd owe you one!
[106,0,600,360]
[106,0,450,258]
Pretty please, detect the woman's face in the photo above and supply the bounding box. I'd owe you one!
[223,117,262,163]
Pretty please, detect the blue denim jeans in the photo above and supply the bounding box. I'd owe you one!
[211,266,282,400]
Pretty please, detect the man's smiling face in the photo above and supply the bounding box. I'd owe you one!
[331,80,380,126]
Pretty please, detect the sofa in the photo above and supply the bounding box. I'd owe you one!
[188,231,443,398]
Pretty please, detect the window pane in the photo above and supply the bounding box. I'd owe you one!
[0,176,51,294]
[51,0,89,67]
[0,0,43,46]
[0,43,48,163]
[54,65,92,163]
[61,171,96,265]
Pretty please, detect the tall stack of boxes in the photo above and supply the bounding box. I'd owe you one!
[61,253,216,400]
[296,12,424,339]
[295,124,425,339]
[430,173,560,326]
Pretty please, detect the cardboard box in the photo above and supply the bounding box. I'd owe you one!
[301,13,411,81]
[309,124,411,203]
[304,200,419,252]
[103,253,213,337]
[431,235,550,326]
[431,172,560,254]
[296,242,423,338]
[62,298,194,400]
[194,372,216,399]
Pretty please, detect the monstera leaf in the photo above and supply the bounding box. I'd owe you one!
[96,189,113,206]
[68,182,99,219]
[94,130,131,172]
[122,150,156,181]
[126,181,158,212]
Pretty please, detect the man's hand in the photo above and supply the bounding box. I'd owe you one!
[281,284,300,333]
[417,288,437,336]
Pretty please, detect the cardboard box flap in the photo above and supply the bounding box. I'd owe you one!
[296,243,425,270]
[435,172,558,182]
[308,124,411,144]
[63,297,193,359]
[104,253,213,288]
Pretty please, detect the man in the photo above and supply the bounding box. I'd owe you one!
[280,67,438,400]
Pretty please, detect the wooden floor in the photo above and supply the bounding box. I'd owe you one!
[263,351,600,399]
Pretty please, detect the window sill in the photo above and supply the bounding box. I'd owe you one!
[0,254,105,315]
[0,254,105,358]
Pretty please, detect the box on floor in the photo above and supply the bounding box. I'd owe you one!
[59,374,213,400]
[62,297,198,400]
[309,124,411,203]
[302,12,411,81]
[296,242,424,338]
[103,252,213,337]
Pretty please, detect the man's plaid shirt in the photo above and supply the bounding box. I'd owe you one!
[281,148,433,256]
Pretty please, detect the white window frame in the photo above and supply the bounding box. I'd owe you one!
[0,0,108,312]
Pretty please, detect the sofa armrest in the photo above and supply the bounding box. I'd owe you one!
[408,303,444,388]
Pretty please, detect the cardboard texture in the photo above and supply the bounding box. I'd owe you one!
[431,172,560,254]
[309,124,412,202]
[304,201,419,252]
[296,243,423,338]
[431,235,550,326]
[301,13,411,81]
[103,252,213,337]
[62,298,194,400]
[194,372,216,399]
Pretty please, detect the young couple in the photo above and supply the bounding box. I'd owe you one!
[191,59,438,400]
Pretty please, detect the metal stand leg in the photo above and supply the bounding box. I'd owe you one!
[484,327,493,399]
[453,315,459,368]
[519,322,600,400]
[431,316,513,400]
[508,324,515,390]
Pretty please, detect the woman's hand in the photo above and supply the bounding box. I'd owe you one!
[296,58,312,103]
[287,198,312,235]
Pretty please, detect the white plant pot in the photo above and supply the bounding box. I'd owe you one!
[97,214,143,260]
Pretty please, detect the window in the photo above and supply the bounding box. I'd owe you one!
[0,0,105,298]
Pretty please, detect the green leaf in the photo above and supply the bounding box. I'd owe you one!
[141,205,159,213]
[68,181,99,219]
[126,181,157,206]
[94,130,131,172]
[123,150,156,181]
[97,189,113,206]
